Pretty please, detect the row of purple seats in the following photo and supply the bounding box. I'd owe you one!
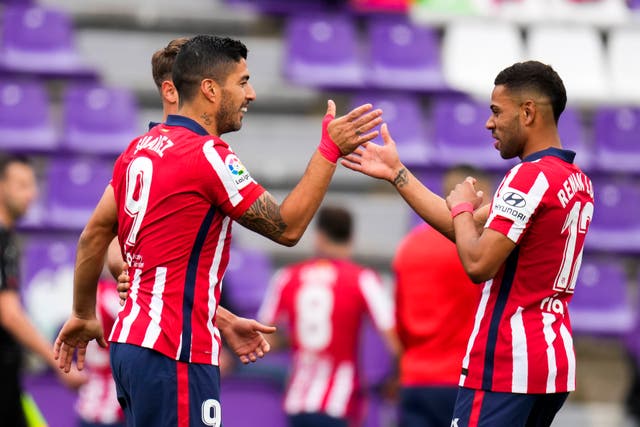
[348,92,639,173]
[0,4,97,80]
[0,78,140,155]
[285,13,448,92]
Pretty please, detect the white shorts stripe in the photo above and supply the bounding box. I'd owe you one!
[510,306,528,393]
[542,313,558,393]
[141,267,167,348]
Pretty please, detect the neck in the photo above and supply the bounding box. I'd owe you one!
[177,104,219,136]
[316,243,352,260]
[0,208,14,229]
[521,127,562,160]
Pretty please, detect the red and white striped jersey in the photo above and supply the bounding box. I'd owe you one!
[460,148,594,394]
[109,115,265,365]
[258,258,394,421]
[76,280,123,424]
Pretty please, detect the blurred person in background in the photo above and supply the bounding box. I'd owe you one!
[258,205,400,427]
[75,271,124,427]
[0,154,86,427]
[393,165,493,427]
[343,60,594,427]
[54,34,382,427]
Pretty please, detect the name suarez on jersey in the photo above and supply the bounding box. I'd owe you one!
[557,172,593,208]
[134,135,174,157]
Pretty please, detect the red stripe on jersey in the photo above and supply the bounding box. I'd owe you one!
[468,390,484,427]
[177,362,189,427]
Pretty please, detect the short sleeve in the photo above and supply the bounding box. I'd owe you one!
[359,269,395,331]
[257,268,291,325]
[486,162,550,244]
[200,139,265,219]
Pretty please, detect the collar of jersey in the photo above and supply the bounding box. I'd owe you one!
[165,115,209,136]
[522,147,575,164]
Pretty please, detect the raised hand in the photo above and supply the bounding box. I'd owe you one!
[325,100,383,157]
[446,177,485,211]
[54,315,107,373]
[341,123,404,182]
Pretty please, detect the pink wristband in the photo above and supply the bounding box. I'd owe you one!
[317,113,341,163]
[451,202,474,219]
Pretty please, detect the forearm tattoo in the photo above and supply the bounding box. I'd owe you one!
[393,168,409,188]
[237,193,287,240]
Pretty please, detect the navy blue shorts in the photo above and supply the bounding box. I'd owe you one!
[288,413,348,427]
[451,387,568,427]
[110,343,221,427]
[399,385,459,427]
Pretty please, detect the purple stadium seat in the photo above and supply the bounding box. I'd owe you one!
[225,0,344,14]
[365,16,446,91]
[359,318,393,388]
[21,235,77,340]
[593,106,640,173]
[584,176,640,252]
[351,92,433,167]
[284,13,364,89]
[222,377,286,426]
[431,96,510,170]
[45,156,113,229]
[224,246,274,318]
[559,106,592,170]
[62,84,140,155]
[0,5,96,79]
[630,0,640,10]
[0,79,57,152]
[570,257,634,336]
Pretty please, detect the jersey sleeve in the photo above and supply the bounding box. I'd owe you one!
[257,267,291,325]
[199,140,265,220]
[358,269,395,331]
[485,162,550,244]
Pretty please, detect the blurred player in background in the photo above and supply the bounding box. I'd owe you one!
[343,60,594,427]
[258,205,399,427]
[393,165,492,427]
[0,154,86,427]
[75,273,124,427]
[54,35,383,427]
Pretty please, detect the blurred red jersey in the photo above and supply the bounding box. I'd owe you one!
[393,224,482,386]
[76,280,123,424]
[258,258,394,421]
[461,148,594,394]
[109,115,265,365]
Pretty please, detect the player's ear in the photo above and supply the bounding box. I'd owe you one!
[521,100,535,126]
[161,80,178,105]
[201,79,217,104]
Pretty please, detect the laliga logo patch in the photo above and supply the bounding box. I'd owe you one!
[502,191,526,208]
[225,154,252,189]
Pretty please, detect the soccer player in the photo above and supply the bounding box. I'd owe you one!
[342,60,594,427]
[258,205,399,427]
[54,35,383,427]
[0,155,86,427]
[393,165,492,427]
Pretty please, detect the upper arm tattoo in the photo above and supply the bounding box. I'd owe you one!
[236,192,288,241]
